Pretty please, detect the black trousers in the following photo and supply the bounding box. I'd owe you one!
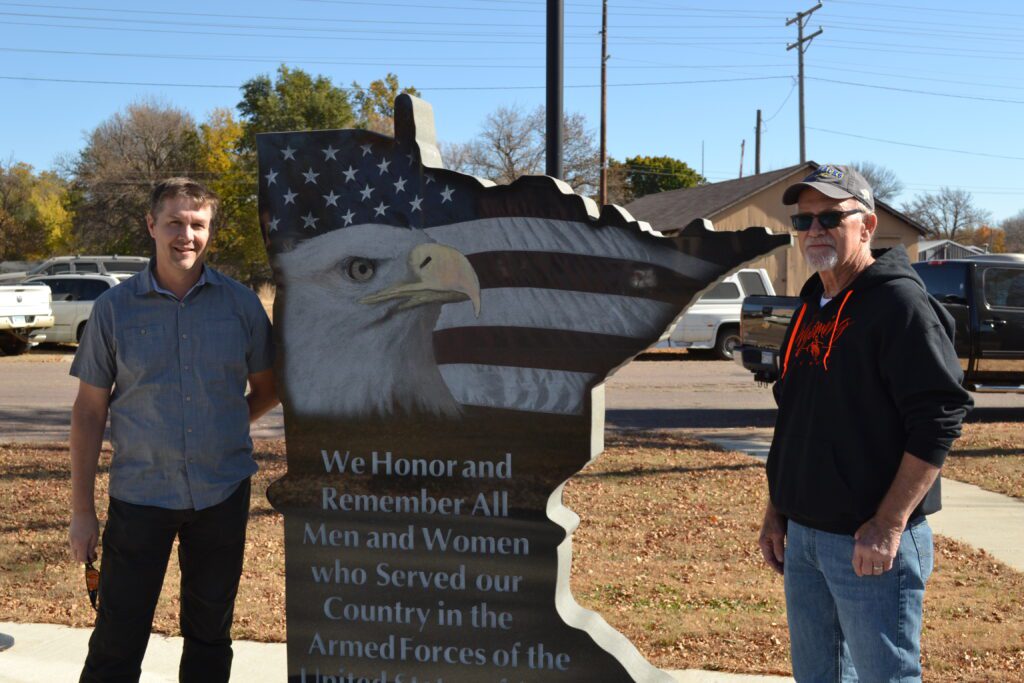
[80,479,251,683]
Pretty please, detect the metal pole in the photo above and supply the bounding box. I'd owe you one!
[546,0,564,179]
[755,109,762,174]
[598,0,608,204]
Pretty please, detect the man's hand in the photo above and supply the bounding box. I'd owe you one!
[853,517,903,577]
[69,511,99,563]
[758,503,787,575]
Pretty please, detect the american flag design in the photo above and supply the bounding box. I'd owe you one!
[258,95,789,418]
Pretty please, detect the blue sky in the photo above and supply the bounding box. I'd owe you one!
[1,0,1022,222]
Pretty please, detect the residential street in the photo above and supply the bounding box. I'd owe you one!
[2,347,1021,443]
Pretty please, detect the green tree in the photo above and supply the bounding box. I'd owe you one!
[351,73,421,134]
[199,108,268,282]
[237,65,354,155]
[66,99,203,255]
[622,155,704,199]
[0,162,74,260]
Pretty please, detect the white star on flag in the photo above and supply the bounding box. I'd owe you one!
[425,173,435,184]
[359,184,374,201]
[440,186,454,203]
[342,166,358,182]
[393,177,407,193]
[264,169,278,185]
[409,195,423,212]
[268,217,280,232]
[301,212,319,229]
[377,157,392,175]
[323,190,341,207]
[282,146,296,160]
[303,168,320,184]
[341,209,356,226]
[322,145,339,161]
[283,189,298,205]
[374,202,389,217]
[360,144,373,157]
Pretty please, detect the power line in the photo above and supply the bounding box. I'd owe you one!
[0,73,790,91]
[825,0,1024,19]
[0,10,579,38]
[0,19,566,44]
[0,47,791,71]
[807,76,1024,105]
[808,126,1024,161]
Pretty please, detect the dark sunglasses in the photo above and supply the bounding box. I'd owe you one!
[790,209,864,232]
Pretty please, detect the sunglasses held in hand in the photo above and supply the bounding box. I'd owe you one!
[85,561,100,611]
[790,209,864,232]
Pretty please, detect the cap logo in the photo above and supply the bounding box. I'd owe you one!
[815,164,844,181]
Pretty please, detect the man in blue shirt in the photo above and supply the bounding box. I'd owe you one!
[68,177,278,682]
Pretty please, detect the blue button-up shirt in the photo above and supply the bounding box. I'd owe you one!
[71,263,274,510]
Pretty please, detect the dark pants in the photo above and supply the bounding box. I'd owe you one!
[80,479,251,683]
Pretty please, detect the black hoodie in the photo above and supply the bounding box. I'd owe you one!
[767,245,973,535]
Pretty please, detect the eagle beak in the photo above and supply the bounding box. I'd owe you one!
[360,243,481,317]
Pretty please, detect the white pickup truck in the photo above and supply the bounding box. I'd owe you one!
[0,283,54,355]
[661,268,775,360]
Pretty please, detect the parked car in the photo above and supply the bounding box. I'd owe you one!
[0,283,54,355]
[660,268,775,360]
[0,254,149,283]
[736,254,1024,392]
[22,273,122,344]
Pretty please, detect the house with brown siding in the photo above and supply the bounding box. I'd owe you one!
[625,161,928,296]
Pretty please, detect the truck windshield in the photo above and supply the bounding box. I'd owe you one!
[912,262,968,305]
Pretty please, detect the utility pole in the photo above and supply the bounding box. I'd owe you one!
[546,0,564,179]
[739,139,745,178]
[786,3,822,164]
[755,109,762,175]
[598,0,608,204]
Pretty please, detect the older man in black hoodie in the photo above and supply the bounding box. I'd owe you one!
[758,164,972,682]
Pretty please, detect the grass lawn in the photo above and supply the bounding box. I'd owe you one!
[2,434,1022,681]
[943,422,1024,500]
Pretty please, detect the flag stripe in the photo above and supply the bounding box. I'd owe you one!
[466,251,703,305]
[433,327,649,374]
[426,216,720,279]
[435,288,678,338]
[438,364,595,416]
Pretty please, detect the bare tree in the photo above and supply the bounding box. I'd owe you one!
[442,105,599,196]
[848,161,904,202]
[1002,209,1024,253]
[901,187,992,241]
[66,98,203,255]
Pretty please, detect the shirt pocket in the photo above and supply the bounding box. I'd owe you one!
[117,323,167,380]
[200,317,248,382]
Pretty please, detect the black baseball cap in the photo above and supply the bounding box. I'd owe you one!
[782,164,875,211]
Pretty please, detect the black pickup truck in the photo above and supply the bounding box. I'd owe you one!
[737,254,1024,392]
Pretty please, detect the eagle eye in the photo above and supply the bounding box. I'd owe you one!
[346,258,376,282]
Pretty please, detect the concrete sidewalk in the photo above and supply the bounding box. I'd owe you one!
[695,428,1024,573]
[0,622,792,683]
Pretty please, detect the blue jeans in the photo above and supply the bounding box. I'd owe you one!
[784,518,934,683]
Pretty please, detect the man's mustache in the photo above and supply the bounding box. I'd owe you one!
[805,237,836,248]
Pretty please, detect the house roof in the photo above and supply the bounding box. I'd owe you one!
[624,160,928,236]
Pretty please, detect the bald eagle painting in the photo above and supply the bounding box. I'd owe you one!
[258,95,789,683]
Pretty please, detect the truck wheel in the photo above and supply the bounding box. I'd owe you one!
[77,321,88,343]
[714,326,741,361]
[0,333,30,356]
